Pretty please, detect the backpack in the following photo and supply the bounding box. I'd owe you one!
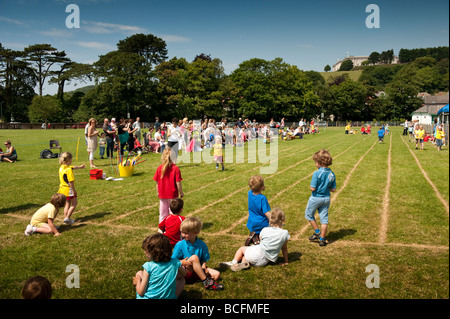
[40,149,59,159]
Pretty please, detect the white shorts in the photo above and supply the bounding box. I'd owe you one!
[244,245,270,267]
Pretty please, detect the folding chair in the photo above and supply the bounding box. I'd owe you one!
[49,140,62,155]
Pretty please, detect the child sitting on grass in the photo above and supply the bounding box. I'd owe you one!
[158,198,186,247]
[133,233,186,299]
[220,208,289,271]
[171,217,224,291]
[245,175,271,246]
[25,193,67,237]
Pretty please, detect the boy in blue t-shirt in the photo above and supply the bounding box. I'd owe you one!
[305,149,336,247]
[172,217,224,291]
[245,175,271,246]
[377,127,385,143]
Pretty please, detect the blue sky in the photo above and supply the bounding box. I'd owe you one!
[1,0,449,95]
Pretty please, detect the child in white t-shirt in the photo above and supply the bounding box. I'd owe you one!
[220,208,290,271]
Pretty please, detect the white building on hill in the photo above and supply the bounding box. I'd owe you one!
[332,53,399,71]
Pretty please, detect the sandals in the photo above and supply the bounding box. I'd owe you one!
[245,232,260,246]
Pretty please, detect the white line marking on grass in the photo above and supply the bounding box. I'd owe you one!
[400,135,449,214]
[379,133,392,244]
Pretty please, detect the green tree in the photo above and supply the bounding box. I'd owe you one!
[0,46,36,122]
[324,64,331,72]
[28,95,62,123]
[117,33,168,67]
[339,59,354,71]
[368,52,380,65]
[24,44,68,97]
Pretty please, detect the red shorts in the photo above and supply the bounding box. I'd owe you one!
[66,195,77,200]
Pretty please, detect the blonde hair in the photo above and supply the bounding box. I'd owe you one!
[269,207,285,228]
[180,217,203,234]
[248,175,265,193]
[59,152,72,165]
[160,147,174,179]
[313,149,333,167]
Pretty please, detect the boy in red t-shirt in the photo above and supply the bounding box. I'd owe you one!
[159,198,186,247]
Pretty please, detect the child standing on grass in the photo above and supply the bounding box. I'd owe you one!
[221,208,290,272]
[435,125,446,151]
[158,198,186,247]
[305,149,336,247]
[58,152,85,225]
[414,125,426,151]
[245,175,271,246]
[25,193,66,237]
[133,233,186,299]
[377,126,385,144]
[213,135,225,171]
[99,132,106,159]
[172,217,224,291]
[153,147,184,223]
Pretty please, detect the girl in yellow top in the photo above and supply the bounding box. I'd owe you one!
[58,152,85,225]
[435,125,446,152]
[25,193,66,237]
[213,136,224,171]
[414,125,426,151]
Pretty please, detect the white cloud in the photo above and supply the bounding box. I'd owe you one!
[0,16,23,26]
[82,20,147,35]
[160,34,191,43]
[40,28,74,37]
[75,41,115,51]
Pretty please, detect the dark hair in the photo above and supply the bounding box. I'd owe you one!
[170,198,184,214]
[172,117,179,124]
[22,276,52,299]
[142,233,172,262]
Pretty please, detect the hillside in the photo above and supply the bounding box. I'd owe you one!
[320,69,363,82]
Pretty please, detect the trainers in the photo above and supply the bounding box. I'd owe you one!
[64,218,75,225]
[245,232,260,246]
[24,225,34,236]
[231,262,250,272]
[319,239,327,247]
[309,232,320,242]
[219,261,235,268]
[204,278,224,291]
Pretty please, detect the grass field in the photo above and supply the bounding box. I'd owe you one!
[320,69,363,82]
[0,126,448,299]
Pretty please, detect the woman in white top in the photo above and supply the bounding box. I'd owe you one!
[86,118,100,168]
[167,117,182,163]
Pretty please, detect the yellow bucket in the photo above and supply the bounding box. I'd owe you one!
[119,165,134,177]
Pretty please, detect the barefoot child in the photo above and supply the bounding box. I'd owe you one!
[133,233,186,299]
[24,193,66,237]
[305,149,336,247]
[221,208,290,271]
[57,152,85,225]
[172,217,224,291]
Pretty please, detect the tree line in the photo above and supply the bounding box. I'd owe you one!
[0,35,448,124]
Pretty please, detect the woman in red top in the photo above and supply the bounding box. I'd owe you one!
[153,148,184,223]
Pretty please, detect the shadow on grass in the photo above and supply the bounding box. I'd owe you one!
[327,228,357,244]
[77,211,112,222]
[0,203,41,215]
[58,223,87,233]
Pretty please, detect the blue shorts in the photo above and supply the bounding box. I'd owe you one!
[305,196,330,224]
